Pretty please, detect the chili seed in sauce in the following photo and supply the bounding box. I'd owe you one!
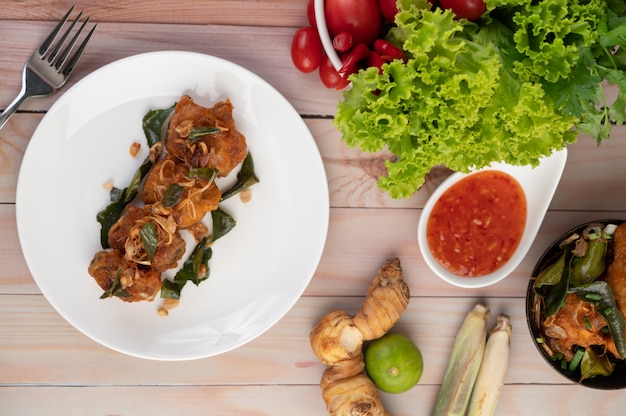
[426,170,527,277]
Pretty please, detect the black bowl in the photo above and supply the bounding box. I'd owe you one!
[526,219,626,389]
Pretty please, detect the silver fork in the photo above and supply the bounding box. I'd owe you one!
[0,6,97,130]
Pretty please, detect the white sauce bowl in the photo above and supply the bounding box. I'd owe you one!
[417,149,568,288]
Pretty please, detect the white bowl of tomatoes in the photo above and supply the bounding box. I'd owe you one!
[313,0,403,89]
[313,0,386,70]
[291,0,488,90]
[290,0,405,90]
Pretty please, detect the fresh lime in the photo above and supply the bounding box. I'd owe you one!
[364,332,423,394]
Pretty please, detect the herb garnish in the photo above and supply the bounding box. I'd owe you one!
[100,268,132,299]
[139,222,157,261]
[188,126,221,141]
[162,183,185,208]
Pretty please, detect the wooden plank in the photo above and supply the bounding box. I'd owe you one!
[0,21,341,115]
[0,0,311,27]
[313,123,626,211]
[1,21,625,209]
[2,2,625,414]
[1,117,422,206]
[0,205,32,294]
[3,113,626,208]
[311,118,450,209]
[0,294,602,386]
[553,129,626,212]
[2,384,625,416]
[0,114,40,204]
[3,297,626,415]
[2,201,625,296]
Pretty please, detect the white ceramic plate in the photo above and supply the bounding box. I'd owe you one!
[16,51,329,360]
[417,149,568,288]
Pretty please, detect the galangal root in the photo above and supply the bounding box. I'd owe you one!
[310,257,410,416]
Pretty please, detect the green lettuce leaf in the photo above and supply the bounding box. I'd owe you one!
[334,0,625,198]
[335,0,576,198]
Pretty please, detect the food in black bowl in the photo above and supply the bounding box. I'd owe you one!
[526,219,626,389]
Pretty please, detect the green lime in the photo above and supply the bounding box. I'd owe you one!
[364,332,423,394]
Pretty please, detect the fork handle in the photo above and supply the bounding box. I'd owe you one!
[0,82,30,131]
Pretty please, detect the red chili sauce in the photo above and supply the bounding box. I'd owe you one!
[426,170,527,277]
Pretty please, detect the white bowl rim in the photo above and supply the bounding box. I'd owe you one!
[314,0,344,72]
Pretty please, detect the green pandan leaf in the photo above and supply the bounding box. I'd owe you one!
[580,348,616,381]
[544,249,574,317]
[220,153,260,201]
[210,207,236,243]
[188,126,221,141]
[100,269,131,299]
[162,183,185,208]
[142,104,175,148]
[161,238,212,300]
[189,167,218,183]
[140,222,157,262]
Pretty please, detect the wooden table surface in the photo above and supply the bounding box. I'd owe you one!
[1,2,626,415]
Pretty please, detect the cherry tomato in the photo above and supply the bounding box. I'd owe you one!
[324,0,382,46]
[333,31,354,53]
[439,0,487,21]
[319,54,350,90]
[291,27,323,73]
[307,0,317,29]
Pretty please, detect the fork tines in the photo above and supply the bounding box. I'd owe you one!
[36,5,97,77]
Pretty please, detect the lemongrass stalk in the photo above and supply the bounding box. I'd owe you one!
[432,303,489,416]
[467,314,511,416]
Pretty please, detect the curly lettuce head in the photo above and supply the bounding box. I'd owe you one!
[334,0,578,199]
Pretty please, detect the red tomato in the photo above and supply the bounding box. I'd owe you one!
[439,0,487,21]
[319,54,350,90]
[378,0,399,24]
[291,27,323,73]
[307,0,317,29]
[324,0,382,46]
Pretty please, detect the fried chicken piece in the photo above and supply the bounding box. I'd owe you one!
[544,293,619,360]
[123,212,186,272]
[88,250,162,302]
[108,205,145,252]
[165,95,247,177]
[604,223,626,358]
[541,223,626,361]
[141,156,222,229]
[107,204,186,272]
[141,156,186,204]
[543,293,619,360]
